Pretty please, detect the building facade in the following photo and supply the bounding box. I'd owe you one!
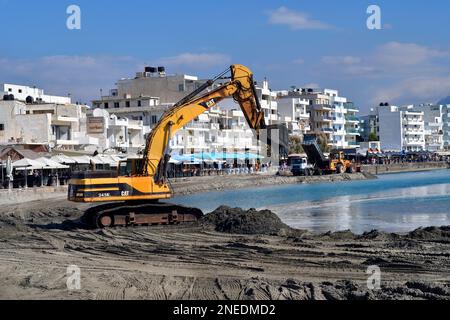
[377,105,426,152]
[296,88,360,149]
[276,91,311,136]
[92,67,278,156]
[0,99,100,150]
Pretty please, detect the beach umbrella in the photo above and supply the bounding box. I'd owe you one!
[6,156,13,180]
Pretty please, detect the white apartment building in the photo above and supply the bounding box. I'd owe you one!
[87,109,145,152]
[298,88,360,149]
[0,99,99,149]
[1,83,71,104]
[92,67,206,108]
[440,104,450,149]
[415,104,445,152]
[276,92,310,136]
[377,105,426,152]
[257,79,278,125]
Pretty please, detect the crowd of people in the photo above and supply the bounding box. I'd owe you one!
[363,152,450,165]
[1,170,71,189]
[166,162,273,178]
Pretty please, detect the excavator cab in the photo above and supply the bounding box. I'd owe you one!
[118,159,143,177]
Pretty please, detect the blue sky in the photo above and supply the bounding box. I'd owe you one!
[1,0,450,113]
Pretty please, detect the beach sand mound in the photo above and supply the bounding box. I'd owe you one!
[202,206,295,236]
[407,226,450,242]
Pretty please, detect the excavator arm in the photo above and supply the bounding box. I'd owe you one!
[141,64,266,181]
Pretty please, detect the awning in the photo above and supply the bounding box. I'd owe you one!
[36,157,70,169]
[71,156,91,164]
[12,158,46,170]
[51,155,77,164]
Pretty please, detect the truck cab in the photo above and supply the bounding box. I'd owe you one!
[290,157,314,176]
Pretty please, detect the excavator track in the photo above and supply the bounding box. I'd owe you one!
[82,202,203,229]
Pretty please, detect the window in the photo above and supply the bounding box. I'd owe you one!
[0,124,4,131]
[178,84,185,92]
[104,102,109,109]
[151,115,158,124]
[137,100,142,107]
[18,89,22,93]
[114,102,120,108]
[126,101,130,108]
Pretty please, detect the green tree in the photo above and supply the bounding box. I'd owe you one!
[289,135,304,154]
[316,132,331,153]
[368,132,379,141]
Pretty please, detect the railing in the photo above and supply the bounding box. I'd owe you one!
[344,103,359,111]
[345,115,359,121]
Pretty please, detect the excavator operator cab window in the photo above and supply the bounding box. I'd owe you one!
[118,160,133,177]
[118,159,144,177]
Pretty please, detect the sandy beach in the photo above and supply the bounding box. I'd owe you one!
[0,199,448,300]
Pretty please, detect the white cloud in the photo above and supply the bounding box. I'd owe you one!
[292,58,305,65]
[268,7,332,30]
[373,76,450,104]
[322,56,361,65]
[158,53,231,69]
[374,42,447,66]
[0,55,140,103]
[317,42,450,106]
[0,53,233,104]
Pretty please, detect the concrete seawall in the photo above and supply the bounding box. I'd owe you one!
[362,162,450,175]
[0,186,68,206]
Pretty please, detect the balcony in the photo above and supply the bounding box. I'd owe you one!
[345,115,359,122]
[313,104,333,111]
[405,141,425,146]
[316,115,333,122]
[333,117,345,124]
[405,131,424,135]
[321,128,334,133]
[346,129,360,135]
[344,102,359,112]
[184,122,211,130]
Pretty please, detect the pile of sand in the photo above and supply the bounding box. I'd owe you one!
[407,226,450,242]
[202,206,294,236]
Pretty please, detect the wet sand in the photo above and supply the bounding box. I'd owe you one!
[0,200,448,300]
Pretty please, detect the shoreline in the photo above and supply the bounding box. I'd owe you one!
[0,162,448,205]
[170,172,375,196]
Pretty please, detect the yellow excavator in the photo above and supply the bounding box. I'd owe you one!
[68,64,266,228]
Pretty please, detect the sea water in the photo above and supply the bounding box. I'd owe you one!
[172,170,450,234]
